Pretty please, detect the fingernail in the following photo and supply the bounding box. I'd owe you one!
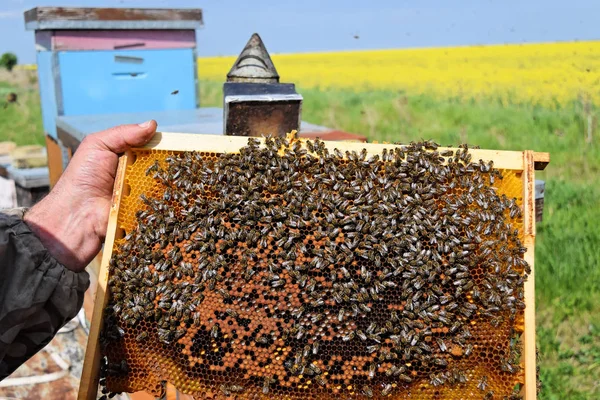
[138,120,153,128]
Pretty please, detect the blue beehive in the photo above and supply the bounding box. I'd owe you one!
[25,7,204,183]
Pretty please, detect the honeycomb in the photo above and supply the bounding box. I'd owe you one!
[100,136,529,400]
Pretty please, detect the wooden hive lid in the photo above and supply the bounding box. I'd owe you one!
[24,7,204,31]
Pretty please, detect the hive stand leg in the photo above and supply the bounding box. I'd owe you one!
[78,153,132,400]
[522,151,537,400]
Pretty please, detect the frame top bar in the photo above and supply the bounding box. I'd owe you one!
[141,132,527,171]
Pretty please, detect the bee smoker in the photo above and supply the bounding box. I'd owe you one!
[223,33,303,137]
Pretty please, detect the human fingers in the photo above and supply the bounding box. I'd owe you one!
[83,120,157,155]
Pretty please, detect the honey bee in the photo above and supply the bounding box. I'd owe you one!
[429,372,446,387]
[381,383,393,396]
[477,375,488,391]
[367,344,380,354]
[314,374,327,387]
[433,357,448,366]
[464,343,474,356]
[262,376,274,394]
[358,361,376,379]
[210,324,219,338]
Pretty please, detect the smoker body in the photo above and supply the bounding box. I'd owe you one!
[223,83,302,137]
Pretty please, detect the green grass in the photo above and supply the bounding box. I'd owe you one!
[535,180,600,399]
[3,79,599,399]
[0,82,44,146]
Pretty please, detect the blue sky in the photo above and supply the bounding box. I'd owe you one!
[1,0,599,64]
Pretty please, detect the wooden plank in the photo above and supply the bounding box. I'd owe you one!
[25,7,203,23]
[44,134,63,188]
[533,152,550,171]
[83,251,104,326]
[78,154,131,400]
[141,132,526,170]
[25,7,203,31]
[522,150,537,400]
[87,250,103,278]
[0,141,17,155]
[11,145,47,169]
[522,235,536,400]
[523,151,536,237]
[83,259,98,324]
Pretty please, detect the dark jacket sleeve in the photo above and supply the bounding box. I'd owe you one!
[0,209,90,380]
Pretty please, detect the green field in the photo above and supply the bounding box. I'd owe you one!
[1,77,599,399]
[0,81,43,146]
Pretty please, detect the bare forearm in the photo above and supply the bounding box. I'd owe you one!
[24,190,101,273]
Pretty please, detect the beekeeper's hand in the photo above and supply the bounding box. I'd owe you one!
[24,121,157,272]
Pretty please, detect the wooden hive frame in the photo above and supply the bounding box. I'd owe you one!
[79,132,549,400]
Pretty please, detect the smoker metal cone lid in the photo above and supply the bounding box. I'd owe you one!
[226,33,280,83]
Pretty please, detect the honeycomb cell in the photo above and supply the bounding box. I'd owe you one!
[100,138,528,399]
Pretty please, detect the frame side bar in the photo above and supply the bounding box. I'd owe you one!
[78,154,131,400]
[522,150,537,400]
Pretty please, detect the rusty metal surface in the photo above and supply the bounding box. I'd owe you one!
[24,7,203,31]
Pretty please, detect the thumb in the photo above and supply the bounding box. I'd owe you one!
[85,120,157,154]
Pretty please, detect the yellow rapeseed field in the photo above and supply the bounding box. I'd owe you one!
[199,41,600,106]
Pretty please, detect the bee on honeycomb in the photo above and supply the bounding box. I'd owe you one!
[100,136,528,399]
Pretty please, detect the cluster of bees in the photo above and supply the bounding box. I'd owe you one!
[101,136,529,399]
